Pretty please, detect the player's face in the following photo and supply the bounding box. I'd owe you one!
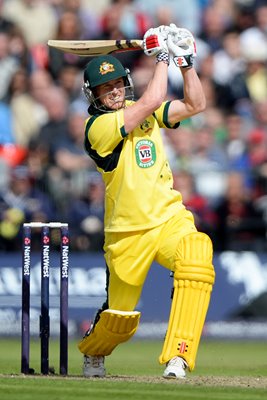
[95,78,126,110]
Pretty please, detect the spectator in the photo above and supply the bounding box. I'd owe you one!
[213,171,266,251]
[254,1,267,34]
[8,26,34,72]
[212,30,245,88]
[164,126,195,172]
[0,31,19,100]
[35,94,94,212]
[253,99,267,131]
[232,1,255,32]
[48,10,84,79]
[0,165,56,251]
[199,70,221,109]
[224,112,251,184]
[9,68,54,147]
[2,0,57,46]
[112,0,152,39]
[36,85,69,152]
[130,53,156,98]
[57,64,83,101]
[53,9,82,41]
[5,66,29,102]
[134,0,202,35]
[173,169,216,239]
[0,0,15,33]
[247,128,267,197]
[190,124,229,204]
[52,106,95,196]
[239,28,267,103]
[100,1,128,39]
[199,3,232,51]
[239,1,267,43]
[202,106,227,144]
[31,85,70,210]
[60,0,102,39]
[247,128,267,170]
[67,172,105,251]
[223,11,267,115]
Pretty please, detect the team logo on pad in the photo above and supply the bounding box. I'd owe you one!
[135,140,156,168]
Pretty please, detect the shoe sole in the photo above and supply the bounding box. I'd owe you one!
[163,373,186,379]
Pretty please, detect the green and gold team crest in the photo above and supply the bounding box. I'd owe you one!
[135,139,156,168]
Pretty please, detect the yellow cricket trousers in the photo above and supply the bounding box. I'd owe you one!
[103,208,197,311]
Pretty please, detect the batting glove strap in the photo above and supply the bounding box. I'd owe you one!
[173,54,193,68]
[156,52,170,65]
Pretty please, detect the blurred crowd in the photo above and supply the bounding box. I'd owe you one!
[0,0,267,252]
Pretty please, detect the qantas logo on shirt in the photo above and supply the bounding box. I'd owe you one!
[135,140,156,168]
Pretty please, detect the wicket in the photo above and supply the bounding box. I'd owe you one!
[21,222,69,375]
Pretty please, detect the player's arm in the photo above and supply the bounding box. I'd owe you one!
[167,67,206,124]
[123,27,170,134]
[166,24,206,124]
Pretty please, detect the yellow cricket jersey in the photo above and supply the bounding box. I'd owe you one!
[84,100,184,232]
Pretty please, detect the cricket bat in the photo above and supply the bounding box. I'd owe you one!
[47,39,143,56]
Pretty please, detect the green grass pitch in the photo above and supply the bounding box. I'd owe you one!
[0,338,266,400]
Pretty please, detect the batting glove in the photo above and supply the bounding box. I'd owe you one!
[143,26,170,62]
[168,23,196,68]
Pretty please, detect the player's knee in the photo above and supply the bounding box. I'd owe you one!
[174,232,215,284]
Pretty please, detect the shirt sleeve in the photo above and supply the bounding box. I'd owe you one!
[85,109,127,157]
[154,101,180,129]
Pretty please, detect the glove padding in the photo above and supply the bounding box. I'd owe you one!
[168,23,196,68]
[143,26,170,57]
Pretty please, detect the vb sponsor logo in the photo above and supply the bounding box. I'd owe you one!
[135,139,156,168]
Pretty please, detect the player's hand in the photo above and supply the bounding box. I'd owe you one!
[168,24,196,57]
[143,26,170,57]
[167,23,196,68]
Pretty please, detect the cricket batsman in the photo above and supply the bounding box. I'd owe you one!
[78,23,215,379]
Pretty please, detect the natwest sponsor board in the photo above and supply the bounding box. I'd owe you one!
[0,251,267,338]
